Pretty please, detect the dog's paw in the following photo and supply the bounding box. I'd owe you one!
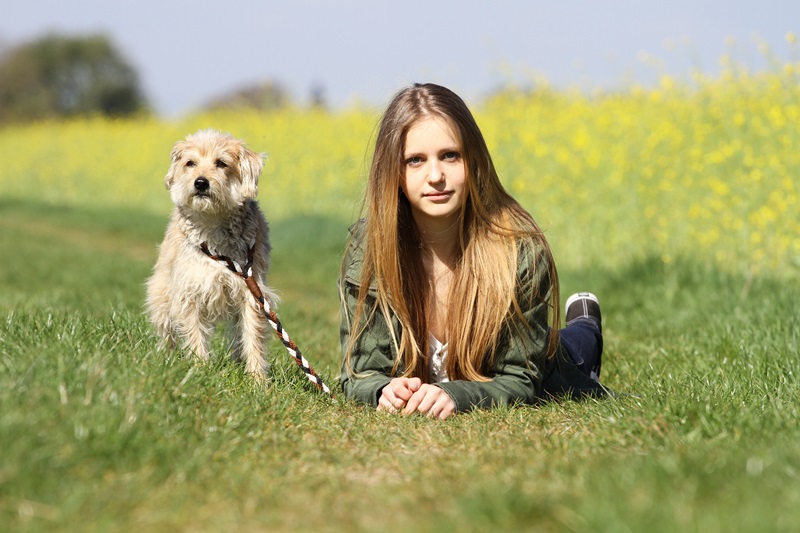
[245,360,270,383]
[248,369,271,387]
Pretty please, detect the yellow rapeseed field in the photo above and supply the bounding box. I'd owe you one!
[2,54,798,278]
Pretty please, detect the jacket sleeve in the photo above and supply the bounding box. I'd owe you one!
[434,242,551,412]
[338,226,395,407]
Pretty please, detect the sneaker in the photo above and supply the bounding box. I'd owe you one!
[565,292,602,328]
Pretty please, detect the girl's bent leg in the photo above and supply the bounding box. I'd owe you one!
[559,318,603,382]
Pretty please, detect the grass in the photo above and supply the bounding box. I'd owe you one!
[1,199,799,532]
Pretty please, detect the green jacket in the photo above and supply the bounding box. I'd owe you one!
[338,223,605,413]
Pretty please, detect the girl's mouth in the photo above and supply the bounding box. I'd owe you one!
[424,191,452,200]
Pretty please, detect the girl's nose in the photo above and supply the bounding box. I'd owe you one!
[427,161,444,183]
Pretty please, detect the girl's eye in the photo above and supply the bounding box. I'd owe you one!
[186,160,196,168]
[406,156,423,166]
[215,159,227,169]
[443,151,460,161]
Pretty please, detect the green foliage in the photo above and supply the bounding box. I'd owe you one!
[204,81,291,112]
[0,33,148,123]
[1,200,799,532]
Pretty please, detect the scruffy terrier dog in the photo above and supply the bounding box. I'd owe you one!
[146,129,277,381]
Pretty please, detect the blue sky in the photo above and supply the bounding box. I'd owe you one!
[2,1,798,117]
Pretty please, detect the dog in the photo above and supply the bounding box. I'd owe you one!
[146,129,277,381]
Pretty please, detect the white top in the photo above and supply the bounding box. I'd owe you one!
[429,334,450,383]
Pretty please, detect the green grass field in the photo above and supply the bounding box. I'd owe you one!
[2,197,798,532]
[2,65,800,530]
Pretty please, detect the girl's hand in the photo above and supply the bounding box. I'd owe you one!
[378,377,422,413]
[402,384,456,420]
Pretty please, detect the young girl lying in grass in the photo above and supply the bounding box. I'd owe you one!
[339,83,606,419]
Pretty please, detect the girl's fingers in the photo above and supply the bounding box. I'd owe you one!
[404,385,453,417]
[378,394,399,413]
[432,397,456,419]
[391,380,413,402]
[401,385,429,414]
[388,382,456,418]
[379,380,411,411]
[414,388,440,415]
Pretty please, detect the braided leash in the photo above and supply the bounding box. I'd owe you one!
[200,242,333,397]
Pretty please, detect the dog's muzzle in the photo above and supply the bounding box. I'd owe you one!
[193,177,212,198]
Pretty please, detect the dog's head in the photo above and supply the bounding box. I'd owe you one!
[164,129,264,215]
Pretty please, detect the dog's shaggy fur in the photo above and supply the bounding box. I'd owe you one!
[146,129,277,380]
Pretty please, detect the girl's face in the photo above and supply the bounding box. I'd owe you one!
[401,116,466,227]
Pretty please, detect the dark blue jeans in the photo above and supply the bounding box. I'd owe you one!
[560,317,603,382]
[539,317,605,400]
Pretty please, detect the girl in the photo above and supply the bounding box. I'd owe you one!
[339,83,606,419]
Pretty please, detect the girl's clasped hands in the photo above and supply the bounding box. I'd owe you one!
[378,377,456,420]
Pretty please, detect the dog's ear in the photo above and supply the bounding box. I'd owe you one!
[239,146,265,199]
[164,142,185,189]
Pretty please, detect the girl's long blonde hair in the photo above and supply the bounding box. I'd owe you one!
[343,83,559,382]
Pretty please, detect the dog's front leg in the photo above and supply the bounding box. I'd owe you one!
[146,269,179,350]
[149,309,179,351]
[177,305,213,362]
[239,299,269,381]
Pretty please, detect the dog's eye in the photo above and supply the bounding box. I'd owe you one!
[186,160,196,168]
[215,159,227,169]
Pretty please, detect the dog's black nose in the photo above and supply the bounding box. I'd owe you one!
[194,177,210,191]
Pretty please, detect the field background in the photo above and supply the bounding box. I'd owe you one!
[1,57,800,531]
